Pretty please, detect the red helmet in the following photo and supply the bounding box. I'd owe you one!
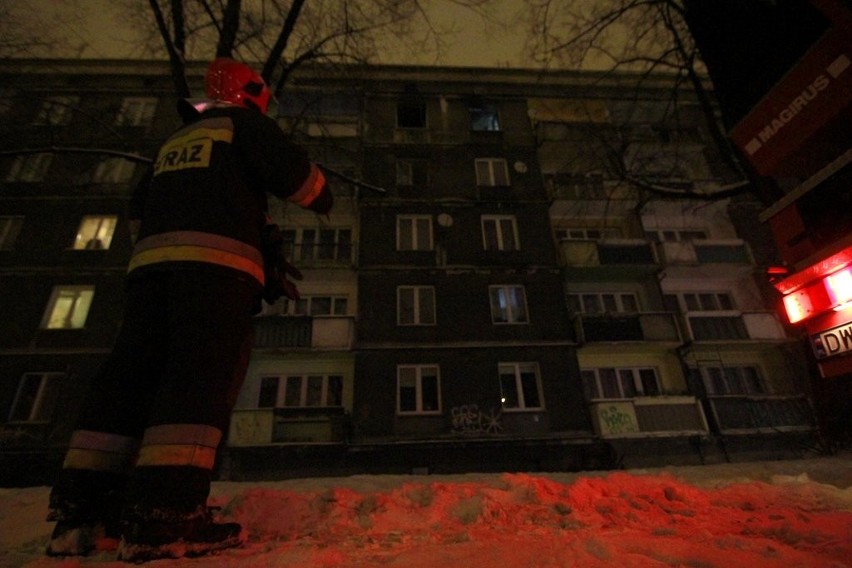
[205,58,271,113]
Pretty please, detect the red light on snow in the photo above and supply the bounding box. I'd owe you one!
[825,267,852,307]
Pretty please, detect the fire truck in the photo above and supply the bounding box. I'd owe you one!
[685,0,851,380]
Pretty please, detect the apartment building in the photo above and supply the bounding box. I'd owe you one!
[0,60,817,484]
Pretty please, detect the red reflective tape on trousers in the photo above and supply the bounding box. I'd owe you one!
[141,424,222,448]
[62,448,137,473]
[135,444,217,470]
[68,430,139,454]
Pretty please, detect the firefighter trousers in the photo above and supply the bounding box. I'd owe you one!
[49,268,258,524]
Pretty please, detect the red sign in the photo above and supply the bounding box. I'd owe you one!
[730,27,852,176]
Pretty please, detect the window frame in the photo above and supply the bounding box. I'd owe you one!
[474,158,510,187]
[397,285,436,326]
[469,103,501,132]
[481,215,520,251]
[0,216,24,251]
[396,215,433,251]
[489,285,529,324]
[498,362,544,411]
[8,372,64,423]
[32,95,78,126]
[115,97,158,127]
[41,285,95,330]
[567,292,640,314]
[72,215,118,250]
[281,227,352,263]
[397,364,441,415]
[395,159,429,186]
[700,365,766,396]
[5,153,52,182]
[581,367,661,400]
[257,374,344,408]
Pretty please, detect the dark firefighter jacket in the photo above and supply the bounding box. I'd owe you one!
[128,101,326,287]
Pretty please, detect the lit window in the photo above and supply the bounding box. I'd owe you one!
[73,215,117,250]
[93,158,136,183]
[470,103,500,131]
[475,158,510,186]
[482,215,519,251]
[398,286,436,325]
[258,374,343,408]
[41,285,95,329]
[0,216,24,251]
[489,285,528,324]
[115,97,158,126]
[5,153,52,182]
[499,363,543,410]
[397,215,433,251]
[8,372,63,423]
[33,96,78,126]
[397,365,440,414]
[582,368,660,400]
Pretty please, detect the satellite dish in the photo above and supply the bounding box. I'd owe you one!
[514,161,528,173]
[437,213,453,227]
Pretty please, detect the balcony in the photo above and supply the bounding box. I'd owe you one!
[574,312,681,343]
[707,395,815,434]
[227,407,348,446]
[656,239,752,266]
[589,396,709,438]
[683,312,788,342]
[253,316,355,349]
[559,239,657,279]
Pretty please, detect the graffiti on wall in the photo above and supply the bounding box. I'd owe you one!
[451,404,503,435]
[597,403,639,436]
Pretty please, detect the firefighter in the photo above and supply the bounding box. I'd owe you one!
[46,58,332,562]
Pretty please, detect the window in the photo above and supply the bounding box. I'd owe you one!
[73,215,117,250]
[470,103,500,131]
[482,215,519,251]
[397,101,426,128]
[397,365,440,414]
[41,286,95,329]
[688,316,749,340]
[489,285,528,324]
[555,227,620,240]
[295,296,348,316]
[115,97,158,126]
[258,374,343,408]
[398,286,436,325]
[33,96,78,126]
[700,365,766,396]
[281,228,352,263]
[582,367,660,400]
[397,215,433,251]
[396,159,429,186]
[8,372,63,423]
[0,216,24,251]
[5,153,52,182]
[644,229,707,242]
[93,158,136,184]
[665,292,735,312]
[475,158,510,186]
[567,292,639,314]
[499,363,543,410]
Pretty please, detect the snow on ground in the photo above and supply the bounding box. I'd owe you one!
[2,455,852,567]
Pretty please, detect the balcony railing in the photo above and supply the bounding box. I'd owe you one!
[227,407,348,446]
[707,395,815,434]
[575,312,681,343]
[656,239,752,265]
[589,396,709,438]
[253,316,354,349]
[683,312,788,341]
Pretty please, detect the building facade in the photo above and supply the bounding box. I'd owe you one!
[0,60,818,484]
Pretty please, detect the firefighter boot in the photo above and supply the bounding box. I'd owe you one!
[117,508,244,562]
